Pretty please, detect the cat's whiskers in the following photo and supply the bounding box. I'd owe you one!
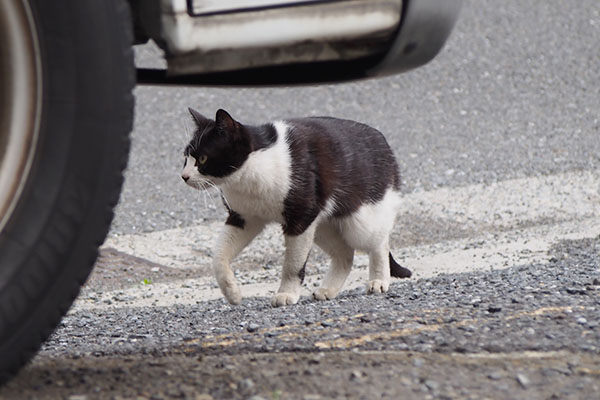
[200,186,208,209]
[196,184,212,210]
[198,177,220,211]
[205,182,232,211]
[182,120,192,143]
[182,120,198,155]
[204,179,230,211]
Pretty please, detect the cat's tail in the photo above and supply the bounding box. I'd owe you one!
[389,252,412,278]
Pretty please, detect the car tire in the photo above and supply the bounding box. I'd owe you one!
[0,0,134,382]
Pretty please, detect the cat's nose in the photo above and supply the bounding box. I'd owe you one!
[181,174,189,182]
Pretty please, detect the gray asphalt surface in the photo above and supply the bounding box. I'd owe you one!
[2,1,599,399]
[111,0,600,235]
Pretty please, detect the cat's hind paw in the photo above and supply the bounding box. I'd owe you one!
[312,287,339,301]
[366,279,389,294]
[271,292,299,307]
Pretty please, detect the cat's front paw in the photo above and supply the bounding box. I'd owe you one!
[221,282,242,305]
[271,292,299,307]
[312,287,339,301]
[366,279,389,294]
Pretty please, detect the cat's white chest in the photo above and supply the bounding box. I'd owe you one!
[223,187,286,223]
[220,121,291,223]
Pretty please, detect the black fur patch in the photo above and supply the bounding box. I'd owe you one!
[221,193,245,229]
[225,210,245,229]
[248,124,277,151]
[283,117,400,236]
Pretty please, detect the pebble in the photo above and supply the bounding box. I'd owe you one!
[424,379,439,391]
[412,358,425,368]
[246,324,260,333]
[488,371,503,380]
[350,370,365,381]
[566,287,587,295]
[483,344,504,353]
[470,297,482,305]
[516,373,530,388]
[525,328,536,336]
[239,378,255,392]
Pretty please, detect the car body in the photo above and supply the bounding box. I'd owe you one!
[131,0,463,85]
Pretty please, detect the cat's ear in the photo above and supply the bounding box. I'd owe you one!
[215,109,237,132]
[188,107,210,128]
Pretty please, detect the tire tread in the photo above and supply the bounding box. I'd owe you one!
[0,0,135,383]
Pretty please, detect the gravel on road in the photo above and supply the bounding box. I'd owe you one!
[2,236,598,399]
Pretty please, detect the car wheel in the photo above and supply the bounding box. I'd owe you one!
[0,0,134,381]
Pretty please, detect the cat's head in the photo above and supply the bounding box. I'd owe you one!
[182,108,251,189]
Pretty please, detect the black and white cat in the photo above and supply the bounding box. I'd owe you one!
[182,108,411,307]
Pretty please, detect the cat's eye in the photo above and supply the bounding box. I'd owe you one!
[198,155,208,165]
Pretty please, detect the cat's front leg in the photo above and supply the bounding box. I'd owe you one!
[213,218,265,305]
[272,224,316,307]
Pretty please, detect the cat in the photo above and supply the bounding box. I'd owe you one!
[182,108,411,307]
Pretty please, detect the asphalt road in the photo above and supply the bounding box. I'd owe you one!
[110,0,600,236]
[2,0,599,399]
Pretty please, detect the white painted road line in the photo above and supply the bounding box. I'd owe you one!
[398,169,599,229]
[77,169,599,310]
[77,218,600,310]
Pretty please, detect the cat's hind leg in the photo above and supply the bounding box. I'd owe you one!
[312,223,354,301]
[272,224,316,307]
[213,218,265,305]
[338,189,400,295]
[366,245,391,294]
